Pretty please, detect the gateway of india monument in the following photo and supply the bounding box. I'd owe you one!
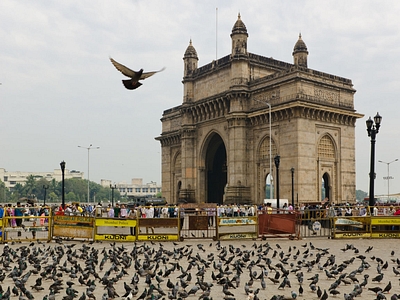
[156,14,363,206]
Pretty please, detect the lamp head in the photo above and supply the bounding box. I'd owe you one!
[366,117,373,136]
[274,155,280,168]
[374,112,382,132]
[60,161,66,171]
[291,167,295,173]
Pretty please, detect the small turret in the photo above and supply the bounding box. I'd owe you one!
[293,34,308,67]
[183,39,198,77]
[230,13,248,56]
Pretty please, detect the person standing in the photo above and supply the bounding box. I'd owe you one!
[128,206,137,235]
[95,202,102,217]
[113,203,121,218]
[120,204,127,218]
[161,206,168,218]
[145,205,154,218]
[207,207,215,227]
[373,204,379,216]
[107,206,114,218]
[345,205,352,216]
[179,205,185,230]
[267,202,273,214]
[14,202,23,237]
[248,205,255,217]
[31,220,37,239]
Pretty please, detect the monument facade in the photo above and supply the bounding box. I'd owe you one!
[156,14,363,206]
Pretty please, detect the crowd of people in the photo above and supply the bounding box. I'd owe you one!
[300,201,400,219]
[0,201,50,238]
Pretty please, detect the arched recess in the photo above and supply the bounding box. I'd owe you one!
[318,134,336,202]
[322,173,330,201]
[258,135,277,202]
[201,132,227,204]
[177,181,182,202]
[172,151,181,203]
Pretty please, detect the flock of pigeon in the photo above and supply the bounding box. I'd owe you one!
[0,238,399,300]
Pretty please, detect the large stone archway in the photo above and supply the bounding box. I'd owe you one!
[156,15,363,205]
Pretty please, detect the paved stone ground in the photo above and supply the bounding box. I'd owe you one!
[0,237,400,299]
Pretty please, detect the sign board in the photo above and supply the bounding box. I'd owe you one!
[95,218,137,227]
[53,215,94,239]
[218,216,257,226]
[53,215,94,226]
[137,234,179,241]
[312,221,321,231]
[94,234,136,241]
[334,232,371,238]
[371,232,400,238]
[219,232,258,240]
[370,217,400,225]
[53,225,93,239]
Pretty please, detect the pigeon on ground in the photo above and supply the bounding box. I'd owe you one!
[110,57,165,90]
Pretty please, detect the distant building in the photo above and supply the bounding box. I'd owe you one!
[100,178,162,198]
[0,168,84,190]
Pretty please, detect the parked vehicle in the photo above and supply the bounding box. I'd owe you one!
[126,197,166,208]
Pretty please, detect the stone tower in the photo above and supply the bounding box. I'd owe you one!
[293,34,308,67]
[156,15,363,206]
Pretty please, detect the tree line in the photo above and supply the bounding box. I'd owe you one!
[0,175,121,204]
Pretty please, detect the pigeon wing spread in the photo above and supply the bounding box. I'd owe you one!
[110,58,139,78]
[110,57,165,90]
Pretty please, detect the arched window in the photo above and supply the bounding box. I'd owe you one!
[318,135,335,158]
[173,153,181,174]
[259,136,277,161]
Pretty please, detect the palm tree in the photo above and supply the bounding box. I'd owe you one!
[23,174,37,197]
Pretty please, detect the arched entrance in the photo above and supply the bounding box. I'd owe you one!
[322,173,330,201]
[264,173,273,199]
[205,134,227,204]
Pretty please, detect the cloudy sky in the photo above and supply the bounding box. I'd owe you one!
[0,1,399,197]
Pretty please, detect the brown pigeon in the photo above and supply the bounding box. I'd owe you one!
[110,57,165,90]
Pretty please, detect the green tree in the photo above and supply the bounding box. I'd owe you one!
[34,178,51,201]
[356,189,368,202]
[66,191,77,202]
[0,180,11,203]
[62,178,87,202]
[23,174,37,197]
[50,179,59,196]
[48,192,58,202]
[11,183,24,201]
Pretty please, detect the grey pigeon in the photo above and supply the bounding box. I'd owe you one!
[110,57,165,90]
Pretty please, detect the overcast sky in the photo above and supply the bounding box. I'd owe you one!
[1,1,399,197]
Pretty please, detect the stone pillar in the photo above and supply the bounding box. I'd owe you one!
[225,109,251,204]
[179,125,196,202]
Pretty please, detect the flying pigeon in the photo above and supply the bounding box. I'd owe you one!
[110,57,165,90]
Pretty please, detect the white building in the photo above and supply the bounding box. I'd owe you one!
[101,178,162,198]
[0,168,84,190]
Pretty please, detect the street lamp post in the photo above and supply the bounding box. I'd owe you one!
[366,112,382,211]
[110,184,116,207]
[253,99,273,201]
[43,184,49,206]
[378,158,398,201]
[274,155,280,211]
[78,144,100,203]
[291,167,295,208]
[60,161,66,209]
